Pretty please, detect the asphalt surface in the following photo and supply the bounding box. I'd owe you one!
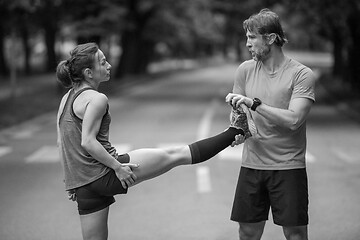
[0,61,360,240]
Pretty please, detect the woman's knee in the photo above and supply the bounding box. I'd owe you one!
[163,145,191,165]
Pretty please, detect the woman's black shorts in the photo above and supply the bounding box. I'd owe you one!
[74,154,130,215]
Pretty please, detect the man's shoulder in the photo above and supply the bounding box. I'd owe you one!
[239,59,257,68]
[287,58,313,73]
[237,59,257,73]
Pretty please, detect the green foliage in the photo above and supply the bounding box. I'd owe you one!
[60,0,126,38]
[0,0,359,83]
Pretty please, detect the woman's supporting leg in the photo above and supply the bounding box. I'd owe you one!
[128,127,244,185]
[79,207,110,240]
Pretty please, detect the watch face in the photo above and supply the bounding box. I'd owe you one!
[251,98,261,111]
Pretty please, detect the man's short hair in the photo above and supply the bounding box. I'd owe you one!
[243,8,288,47]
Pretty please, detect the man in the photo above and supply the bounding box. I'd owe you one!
[226,9,315,240]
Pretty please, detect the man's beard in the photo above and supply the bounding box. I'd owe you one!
[252,44,270,61]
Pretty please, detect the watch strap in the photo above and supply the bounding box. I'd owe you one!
[251,98,261,111]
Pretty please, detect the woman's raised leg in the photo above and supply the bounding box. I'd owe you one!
[127,127,244,185]
[128,146,191,184]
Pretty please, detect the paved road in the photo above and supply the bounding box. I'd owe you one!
[0,63,360,240]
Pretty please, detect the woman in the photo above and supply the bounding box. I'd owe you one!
[56,42,251,240]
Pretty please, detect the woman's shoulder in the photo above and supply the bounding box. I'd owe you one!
[73,89,109,117]
[84,89,108,100]
[82,90,109,108]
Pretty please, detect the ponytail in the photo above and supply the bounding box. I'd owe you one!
[56,60,73,88]
[56,43,99,88]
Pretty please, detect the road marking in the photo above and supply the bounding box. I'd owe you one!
[306,151,316,163]
[112,144,132,154]
[12,126,41,139]
[218,145,243,161]
[195,98,219,193]
[25,146,59,163]
[197,99,218,140]
[0,146,12,158]
[196,166,212,193]
[157,143,187,148]
[332,148,357,163]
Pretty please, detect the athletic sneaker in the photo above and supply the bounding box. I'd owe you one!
[230,104,258,139]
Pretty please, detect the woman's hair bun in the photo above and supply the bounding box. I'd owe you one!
[56,60,73,88]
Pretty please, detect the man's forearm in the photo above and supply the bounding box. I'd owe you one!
[255,103,302,131]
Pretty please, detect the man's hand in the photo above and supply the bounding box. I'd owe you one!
[231,134,245,147]
[115,163,139,189]
[226,93,253,109]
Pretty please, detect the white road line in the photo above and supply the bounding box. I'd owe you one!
[112,144,132,154]
[197,99,218,140]
[157,143,187,148]
[195,98,219,193]
[218,145,243,161]
[196,166,212,193]
[0,146,12,158]
[12,126,41,140]
[25,146,59,163]
[332,148,357,163]
[305,151,316,163]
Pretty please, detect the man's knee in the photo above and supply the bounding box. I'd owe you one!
[238,221,265,240]
[283,225,308,240]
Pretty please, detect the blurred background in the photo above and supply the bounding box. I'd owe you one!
[0,0,359,127]
[0,1,360,240]
[0,0,360,128]
[1,0,359,75]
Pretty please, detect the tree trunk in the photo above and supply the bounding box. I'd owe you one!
[347,7,360,91]
[115,0,157,77]
[331,27,345,77]
[0,26,9,76]
[116,31,139,77]
[43,23,57,72]
[136,39,155,73]
[20,24,31,74]
[38,1,59,72]
[116,31,155,77]
[77,35,101,45]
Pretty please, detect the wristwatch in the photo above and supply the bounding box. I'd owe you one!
[251,98,262,111]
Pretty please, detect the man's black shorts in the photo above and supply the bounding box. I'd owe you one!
[231,167,309,226]
[74,154,130,215]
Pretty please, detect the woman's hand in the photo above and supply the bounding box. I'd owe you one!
[67,189,77,201]
[114,163,139,189]
[226,93,253,109]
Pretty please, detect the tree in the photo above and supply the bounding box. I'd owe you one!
[0,1,10,76]
[0,0,39,76]
[282,0,360,91]
[346,1,360,91]
[115,0,227,77]
[32,0,62,72]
